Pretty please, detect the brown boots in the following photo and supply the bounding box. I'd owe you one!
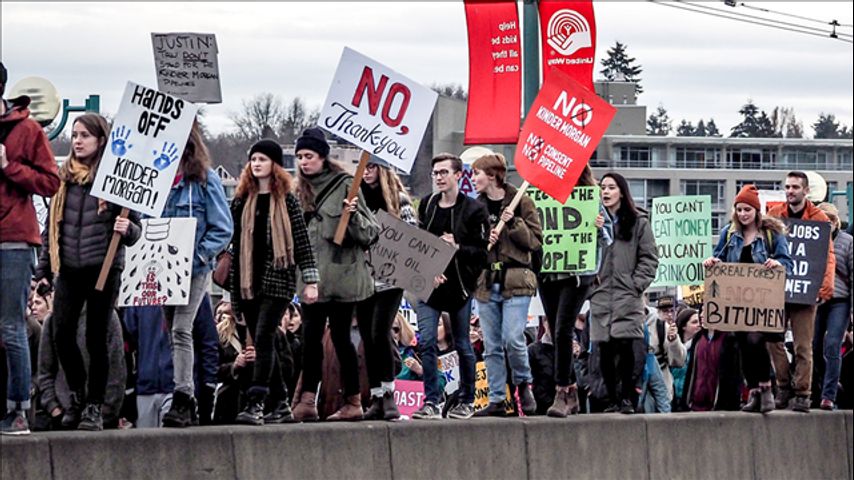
[327,395,363,421]
[292,392,319,422]
[547,385,580,418]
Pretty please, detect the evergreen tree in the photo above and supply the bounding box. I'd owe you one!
[695,119,707,137]
[705,119,721,137]
[757,111,777,138]
[731,101,773,138]
[676,120,695,137]
[840,126,853,139]
[647,104,671,136]
[813,113,842,139]
[600,41,643,94]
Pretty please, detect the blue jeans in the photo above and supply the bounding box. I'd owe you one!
[814,300,850,402]
[416,298,476,405]
[477,286,533,403]
[0,248,34,410]
[640,357,671,413]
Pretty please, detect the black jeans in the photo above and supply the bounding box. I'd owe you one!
[240,296,289,396]
[356,288,403,389]
[301,301,360,397]
[539,276,593,387]
[53,266,120,404]
[736,332,773,388]
[599,337,645,405]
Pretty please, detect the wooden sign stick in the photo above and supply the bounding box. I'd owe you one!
[95,207,129,291]
[333,150,371,246]
[488,180,530,251]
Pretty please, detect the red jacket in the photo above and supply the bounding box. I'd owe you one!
[0,96,60,245]
[767,199,836,301]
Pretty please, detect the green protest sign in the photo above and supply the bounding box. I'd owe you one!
[526,186,600,274]
[651,195,712,287]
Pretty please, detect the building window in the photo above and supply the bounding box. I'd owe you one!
[616,146,651,168]
[780,150,831,170]
[629,179,669,211]
[727,149,775,169]
[838,151,852,170]
[711,212,725,233]
[674,148,722,169]
[681,180,726,209]
[736,180,782,192]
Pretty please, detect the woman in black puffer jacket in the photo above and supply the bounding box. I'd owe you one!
[34,114,140,431]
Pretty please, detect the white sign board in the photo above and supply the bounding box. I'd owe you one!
[152,32,222,103]
[319,47,437,173]
[119,218,196,307]
[91,82,199,217]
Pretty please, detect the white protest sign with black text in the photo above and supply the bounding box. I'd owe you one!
[119,218,196,307]
[783,218,831,305]
[319,47,438,173]
[368,211,456,302]
[91,82,199,217]
[152,32,222,103]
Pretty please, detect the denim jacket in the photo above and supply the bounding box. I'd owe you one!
[712,223,794,276]
[160,168,234,275]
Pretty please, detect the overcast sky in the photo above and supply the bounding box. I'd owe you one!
[3,1,852,137]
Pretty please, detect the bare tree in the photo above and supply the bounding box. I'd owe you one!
[229,93,286,142]
[279,97,320,143]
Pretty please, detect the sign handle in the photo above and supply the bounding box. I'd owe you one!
[333,150,371,246]
[488,180,531,251]
[95,207,129,291]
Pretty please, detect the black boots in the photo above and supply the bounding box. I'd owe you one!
[78,404,103,431]
[162,391,196,428]
[61,392,84,429]
[518,382,537,416]
[474,401,507,417]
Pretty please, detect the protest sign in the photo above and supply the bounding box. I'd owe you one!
[319,47,438,173]
[680,284,705,308]
[514,69,615,203]
[464,0,521,144]
[438,351,461,395]
[458,164,479,199]
[473,361,515,414]
[394,380,425,417]
[527,186,600,273]
[151,33,222,103]
[368,210,457,301]
[703,263,786,333]
[783,218,831,304]
[118,218,196,307]
[90,82,199,217]
[651,195,712,287]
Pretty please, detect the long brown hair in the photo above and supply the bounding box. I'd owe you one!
[375,165,411,218]
[234,160,294,201]
[295,157,345,212]
[576,165,596,187]
[63,113,110,182]
[180,121,211,183]
[729,205,786,235]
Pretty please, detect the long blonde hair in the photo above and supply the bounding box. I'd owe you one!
[395,313,416,347]
[375,165,411,218]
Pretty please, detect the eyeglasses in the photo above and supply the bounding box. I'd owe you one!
[431,169,452,178]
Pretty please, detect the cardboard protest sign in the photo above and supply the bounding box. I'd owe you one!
[151,33,222,103]
[783,218,831,304]
[393,380,425,417]
[118,218,196,307]
[680,284,705,308]
[319,47,438,173]
[703,263,786,333]
[439,351,461,395]
[368,210,457,301]
[473,361,514,414]
[527,186,600,273]
[90,82,199,217]
[514,68,615,203]
[651,196,712,287]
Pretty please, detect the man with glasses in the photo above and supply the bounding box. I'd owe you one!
[411,153,489,420]
[639,295,685,413]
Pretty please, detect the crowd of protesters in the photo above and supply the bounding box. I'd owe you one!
[1,61,852,435]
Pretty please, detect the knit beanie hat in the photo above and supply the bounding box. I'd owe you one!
[249,139,283,166]
[295,127,330,158]
[734,184,761,211]
[675,308,698,330]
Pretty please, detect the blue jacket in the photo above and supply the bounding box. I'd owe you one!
[123,306,174,396]
[712,224,794,276]
[161,168,233,275]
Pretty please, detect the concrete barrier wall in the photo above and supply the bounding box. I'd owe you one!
[2,411,851,480]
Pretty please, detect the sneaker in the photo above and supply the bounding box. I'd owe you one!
[78,404,103,431]
[603,403,620,413]
[791,395,810,413]
[819,399,835,411]
[619,399,635,415]
[162,391,195,428]
[0,410,30,436]
[263,400,295,424]
[235,400,265,426]
[775,388,793,410]
[447,402,475,420]
[474,401,507,417]
[411,402,442,420]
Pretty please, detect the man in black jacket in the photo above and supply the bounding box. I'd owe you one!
[411,153,489,420]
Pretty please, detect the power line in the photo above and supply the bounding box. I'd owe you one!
[647,1,853,44]
[739,2,852,28]
[681,1,851,38]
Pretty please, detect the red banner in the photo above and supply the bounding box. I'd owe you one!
[514,68,615,203]
[464,0,522,144]
[539,0,596,92]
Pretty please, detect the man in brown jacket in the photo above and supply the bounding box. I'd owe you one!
[0,62,61,435]
[766,171,836,413]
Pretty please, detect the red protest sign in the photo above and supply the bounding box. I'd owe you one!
[514,68,615,203]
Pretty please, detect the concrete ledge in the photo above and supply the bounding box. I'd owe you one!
[2,412,850,480]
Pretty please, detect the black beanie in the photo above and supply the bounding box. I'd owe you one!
[249,139,283,166]
[295,127,330,158]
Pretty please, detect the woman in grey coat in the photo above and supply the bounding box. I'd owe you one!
[589,173,659,414]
